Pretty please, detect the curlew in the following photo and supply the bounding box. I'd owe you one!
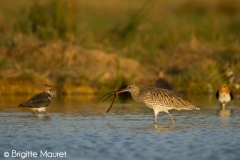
[216,84,233,109]
[102,84,199,124]
[19,84,52,114]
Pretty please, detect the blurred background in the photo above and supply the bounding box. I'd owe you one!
[0,0,239,95]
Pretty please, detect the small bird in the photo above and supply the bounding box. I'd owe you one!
[156,70,172,90]
[102,84,199,124]
[19,84,52,114]
[216,84,233,109]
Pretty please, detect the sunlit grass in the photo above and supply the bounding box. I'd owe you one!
[0,0,240,94]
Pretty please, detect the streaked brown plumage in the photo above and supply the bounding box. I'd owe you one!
[19,84,52,114]
[102,84,199,124]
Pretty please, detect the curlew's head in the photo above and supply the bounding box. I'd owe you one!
[101,84,139,113]
[117,84,139,94]
[44,84,52,94]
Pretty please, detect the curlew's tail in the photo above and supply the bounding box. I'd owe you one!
[180,103,200,111]
[190,104,200,110]
[194,106,200,110]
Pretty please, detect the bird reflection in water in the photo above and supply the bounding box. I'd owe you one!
[217,108,233,126]
[18,114,52,121]
[34,114,52,121]
[217,108,233,117]
[153,124,191,132]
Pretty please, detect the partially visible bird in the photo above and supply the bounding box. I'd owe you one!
[19,84,52,114]
[216,84,233,109]
[156,70,172,90]
[102,84,199,124]
[225,67,235,84]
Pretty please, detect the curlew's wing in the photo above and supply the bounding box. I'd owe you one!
[19,92,51,108]
[141,87,199,110]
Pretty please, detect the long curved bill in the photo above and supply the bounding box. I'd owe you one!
[101,88,128,113]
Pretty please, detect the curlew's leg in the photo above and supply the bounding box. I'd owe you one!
[32,111,35,115]
[153,110,159,124]
[44,111,47,114]
[165,111,174,124]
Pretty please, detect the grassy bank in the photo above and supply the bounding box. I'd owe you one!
[0,0,240,94]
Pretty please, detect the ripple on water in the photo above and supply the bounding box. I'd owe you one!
[0,97,240,160]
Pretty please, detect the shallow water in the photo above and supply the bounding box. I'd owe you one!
[0,94,240,160]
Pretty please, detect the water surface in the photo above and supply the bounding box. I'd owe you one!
[0,94,240,160]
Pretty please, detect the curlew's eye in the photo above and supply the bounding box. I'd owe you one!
[127,86,131,89]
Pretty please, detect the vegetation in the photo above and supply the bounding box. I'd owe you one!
[0,0,239,94]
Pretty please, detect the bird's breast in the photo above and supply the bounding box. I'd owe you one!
[218,93,231,103]
[31,107,46,112]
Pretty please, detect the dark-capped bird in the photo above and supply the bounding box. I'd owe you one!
[19,84,52,114]
[156,70,172,90]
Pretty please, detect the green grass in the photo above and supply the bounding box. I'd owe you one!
[0,0,240,94]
